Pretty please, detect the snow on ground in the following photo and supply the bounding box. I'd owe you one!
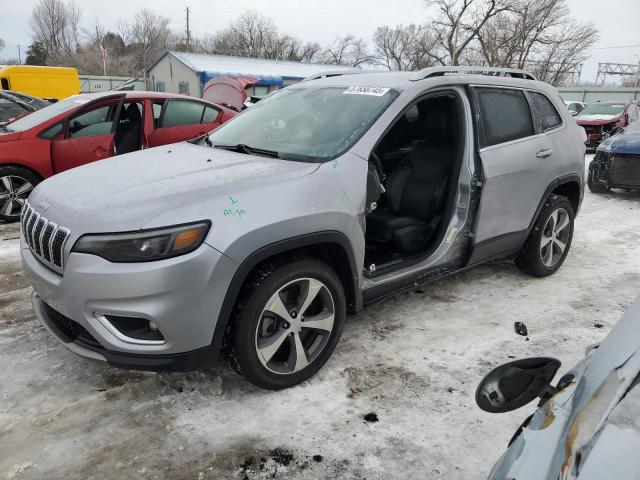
[1,156,640,479]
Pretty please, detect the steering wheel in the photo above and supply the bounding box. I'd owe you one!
[370,151,385,181]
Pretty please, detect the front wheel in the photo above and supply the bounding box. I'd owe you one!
[516,195,575,277]
[587,169,609,194]
[223,259,346,390]
[0,166,40,222]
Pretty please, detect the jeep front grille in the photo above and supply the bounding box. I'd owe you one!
[21,201,70,270]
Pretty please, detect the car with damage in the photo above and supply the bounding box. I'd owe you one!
[476,295,640,479]
[0,91,237,222]
[21,66,585,390]
[563,100,585,117]
[575,100,640,149]
[588,119,640,193]
[0,90,50,124]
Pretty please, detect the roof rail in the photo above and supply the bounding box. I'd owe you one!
[302,69,365,82]
[410,66,537,81]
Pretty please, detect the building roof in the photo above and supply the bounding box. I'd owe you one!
[149,51,357,82]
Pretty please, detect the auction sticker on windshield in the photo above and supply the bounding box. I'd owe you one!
[343,86,391,96]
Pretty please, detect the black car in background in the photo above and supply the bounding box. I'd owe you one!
[0,90,50,124]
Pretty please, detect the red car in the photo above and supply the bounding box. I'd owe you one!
[0,91,237,221]
[575,100,640,149]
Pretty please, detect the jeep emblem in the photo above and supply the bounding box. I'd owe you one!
[39,200,51,211]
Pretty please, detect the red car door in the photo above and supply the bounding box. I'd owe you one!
[148,99,221,147]
[51,95,124,173]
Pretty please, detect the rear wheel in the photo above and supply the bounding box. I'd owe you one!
[223,259,346,390]
[0,166,40,222]
[516,195,574,277]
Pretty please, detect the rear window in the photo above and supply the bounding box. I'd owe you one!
[476,88,534,147]
[161,100,204,127]
[202,106,220,124]
[529,91,563,131]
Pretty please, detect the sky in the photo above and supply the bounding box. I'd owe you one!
[1,0,639,83]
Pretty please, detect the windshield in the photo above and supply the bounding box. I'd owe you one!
[580,103,625,116]
[6,95,89,131]
[207,86,399,161]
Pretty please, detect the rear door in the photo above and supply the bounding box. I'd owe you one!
[527,90,570,180]
[470,86,554,251]
[51,95,124,173]
[148,99,221,147]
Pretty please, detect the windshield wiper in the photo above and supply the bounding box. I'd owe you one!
[213,143,281,159]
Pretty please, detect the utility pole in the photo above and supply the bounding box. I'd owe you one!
[185,6,191,51]
[97,25,107,76]
[17,45,21,64]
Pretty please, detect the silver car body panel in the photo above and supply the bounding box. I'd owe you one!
[489,295,640,479]
[22,70,585,360]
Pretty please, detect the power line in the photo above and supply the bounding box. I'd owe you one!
[592,43,640,50]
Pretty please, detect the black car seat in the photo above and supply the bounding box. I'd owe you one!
[366,100,454,255]
[115,103,143,155]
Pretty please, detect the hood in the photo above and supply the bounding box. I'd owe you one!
[29,141,320,233]
[598,131,640,155]
[575,114,622,126]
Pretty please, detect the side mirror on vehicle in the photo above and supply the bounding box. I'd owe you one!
[475,357,561,413]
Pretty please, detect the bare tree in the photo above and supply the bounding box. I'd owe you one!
[0,38,5,51]
[474,0,598,85]
[211,10,279,58]
[426,0,511,65]
[529,20,598,85]
[268,35,321,62]
[373,24,443,70]
[476,0,564,67]
[122,9,170,76]
[321,34,373,67]
[198,11,320,62]
[30,0,81,63]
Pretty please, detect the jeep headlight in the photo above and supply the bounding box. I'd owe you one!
[72,222,210,262]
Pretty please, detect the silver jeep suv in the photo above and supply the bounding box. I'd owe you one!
[21,67,585,389]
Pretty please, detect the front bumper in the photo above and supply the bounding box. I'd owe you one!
[590,151,640,190]
[22,240,239,370]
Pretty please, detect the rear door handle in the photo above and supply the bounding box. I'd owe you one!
[536,148,554,158]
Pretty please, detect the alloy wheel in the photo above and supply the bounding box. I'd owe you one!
[0,175,33,219]
[254,277,335,375]
[539,207,571,268]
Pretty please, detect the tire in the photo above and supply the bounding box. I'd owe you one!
[516,195,575,277]
[0,166,40,223]
[587,170,609,194]
[223,258,346,390]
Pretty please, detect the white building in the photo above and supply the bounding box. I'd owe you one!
[147,51,356,98]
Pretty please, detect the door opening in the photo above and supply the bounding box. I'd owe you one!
[364,94,465,274]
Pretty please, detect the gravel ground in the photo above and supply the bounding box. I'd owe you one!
[1,156,640,480]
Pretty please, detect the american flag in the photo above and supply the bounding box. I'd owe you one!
[99,41,109,62]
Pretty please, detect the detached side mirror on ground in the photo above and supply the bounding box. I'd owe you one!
[476,357,561,413]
